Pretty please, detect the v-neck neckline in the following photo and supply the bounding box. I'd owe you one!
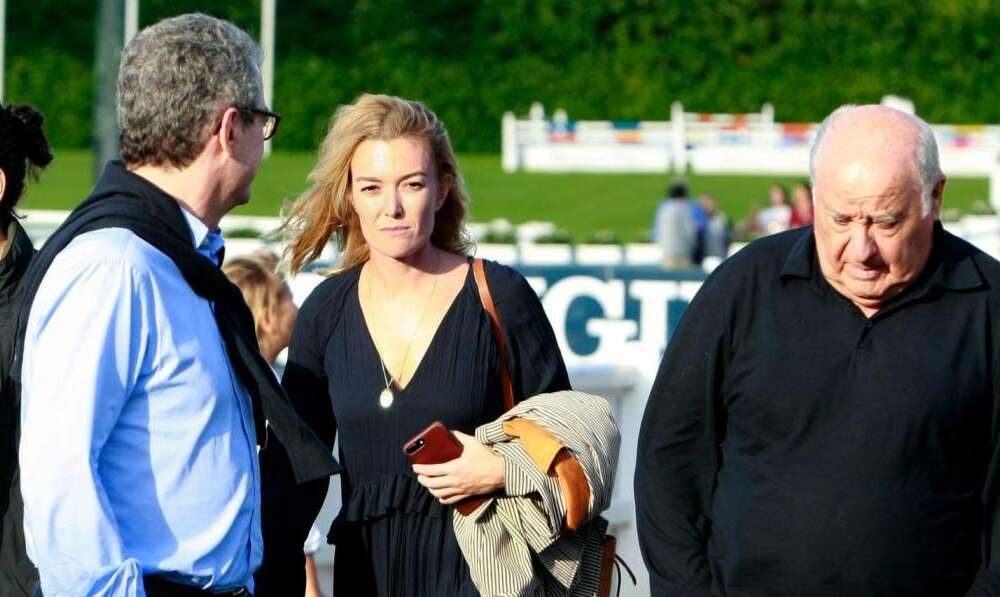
[355,262,473,394]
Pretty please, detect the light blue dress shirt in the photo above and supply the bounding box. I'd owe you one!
[19,210,261,596]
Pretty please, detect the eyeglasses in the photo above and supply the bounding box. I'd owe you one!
[243,106,282,141]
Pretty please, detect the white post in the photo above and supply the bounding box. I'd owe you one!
[501,111,518,173]
[880,94,915,114]
[0,0,6,104]
[761,102,778,147]
[990,150,1000,214]
[529,102,544,122]
[124,0,139,44]
[553,108,568,127]
[761,102,774,126]
[261,0,276,157]
[671,101,687,173]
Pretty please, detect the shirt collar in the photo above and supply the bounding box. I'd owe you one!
[179,203,225,266]
[91,161,225,266]
[779,221,985,295]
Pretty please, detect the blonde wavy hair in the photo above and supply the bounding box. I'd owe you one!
[222,251,285,344]
[282,94,472,274]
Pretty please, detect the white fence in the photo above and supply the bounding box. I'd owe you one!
[502,101,1000,208]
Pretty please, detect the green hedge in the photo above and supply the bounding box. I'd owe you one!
[4,0,998,152]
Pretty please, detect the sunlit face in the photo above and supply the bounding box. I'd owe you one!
[813,125,941,315]
[349,136,451,261]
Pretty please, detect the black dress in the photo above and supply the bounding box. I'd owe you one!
[276,259,570,596]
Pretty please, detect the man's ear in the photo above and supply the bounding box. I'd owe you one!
[0,168,7,205]
[217,107,244,158]
[930,177,946,219]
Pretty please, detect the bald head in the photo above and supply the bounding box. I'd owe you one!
[809,104,947,317]
[810,105,943,216]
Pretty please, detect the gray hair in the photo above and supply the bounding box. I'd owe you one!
[809,105,944,217]
[117,13,262,168]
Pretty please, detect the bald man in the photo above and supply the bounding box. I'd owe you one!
[635,105,1000,596]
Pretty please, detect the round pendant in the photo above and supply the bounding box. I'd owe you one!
[379,387,394,409]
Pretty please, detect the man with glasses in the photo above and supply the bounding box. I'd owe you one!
[245,107,282,142]
[13,13,337,596]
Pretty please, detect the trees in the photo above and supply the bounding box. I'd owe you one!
[4,0,997,152]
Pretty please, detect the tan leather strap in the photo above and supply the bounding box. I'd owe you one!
[472,258,515,412]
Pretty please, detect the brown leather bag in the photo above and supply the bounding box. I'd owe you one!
[472,258,516,412]
[473,258,632,596]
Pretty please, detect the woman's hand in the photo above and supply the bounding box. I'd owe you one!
[413,431,506,505]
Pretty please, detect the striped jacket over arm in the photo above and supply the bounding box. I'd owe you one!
[452,390,621,597]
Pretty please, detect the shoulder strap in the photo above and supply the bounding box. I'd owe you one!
[472,258,515,412]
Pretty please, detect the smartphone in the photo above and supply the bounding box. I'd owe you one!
[403,421,463,465]
[403,421,491,516]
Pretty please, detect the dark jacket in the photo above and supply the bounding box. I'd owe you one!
[0,219,38,596]
[11,162,340,483]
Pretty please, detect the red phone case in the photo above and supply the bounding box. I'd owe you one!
[403,421,463,465]
[403,421,492,516]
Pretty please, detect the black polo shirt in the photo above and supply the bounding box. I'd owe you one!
[636,223,1000,597]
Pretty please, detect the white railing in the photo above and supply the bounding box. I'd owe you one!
[502,101,1000,206]
[23,210,1000,268]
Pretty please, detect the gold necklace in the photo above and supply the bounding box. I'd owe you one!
[366,258,440,409]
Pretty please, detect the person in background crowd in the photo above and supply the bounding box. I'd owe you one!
[636,104,1000,596]
[0,104,52,597]
[223,252,325,597]
[652,178,697,269]
[254,93,570,596]
[755,183,792,234]
[698,193,730,261]
[790,180,814,228]
[223,251,297,366]
[689,189,708,265]
[15,14,336,596]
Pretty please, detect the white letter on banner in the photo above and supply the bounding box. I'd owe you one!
[629,280,678,353]
[541,276,632,363]
[629,279,705,351]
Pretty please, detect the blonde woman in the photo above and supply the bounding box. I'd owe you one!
[255,94,569,596]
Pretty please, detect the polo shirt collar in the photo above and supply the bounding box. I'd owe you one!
[779,221,984,295]
[778,227,816,281]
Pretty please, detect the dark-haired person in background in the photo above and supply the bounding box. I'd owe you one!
[789,180,814,228]
[0,104,52,597]
[652,179,698,269]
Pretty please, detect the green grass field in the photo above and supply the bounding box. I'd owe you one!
[22,149,991,243]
